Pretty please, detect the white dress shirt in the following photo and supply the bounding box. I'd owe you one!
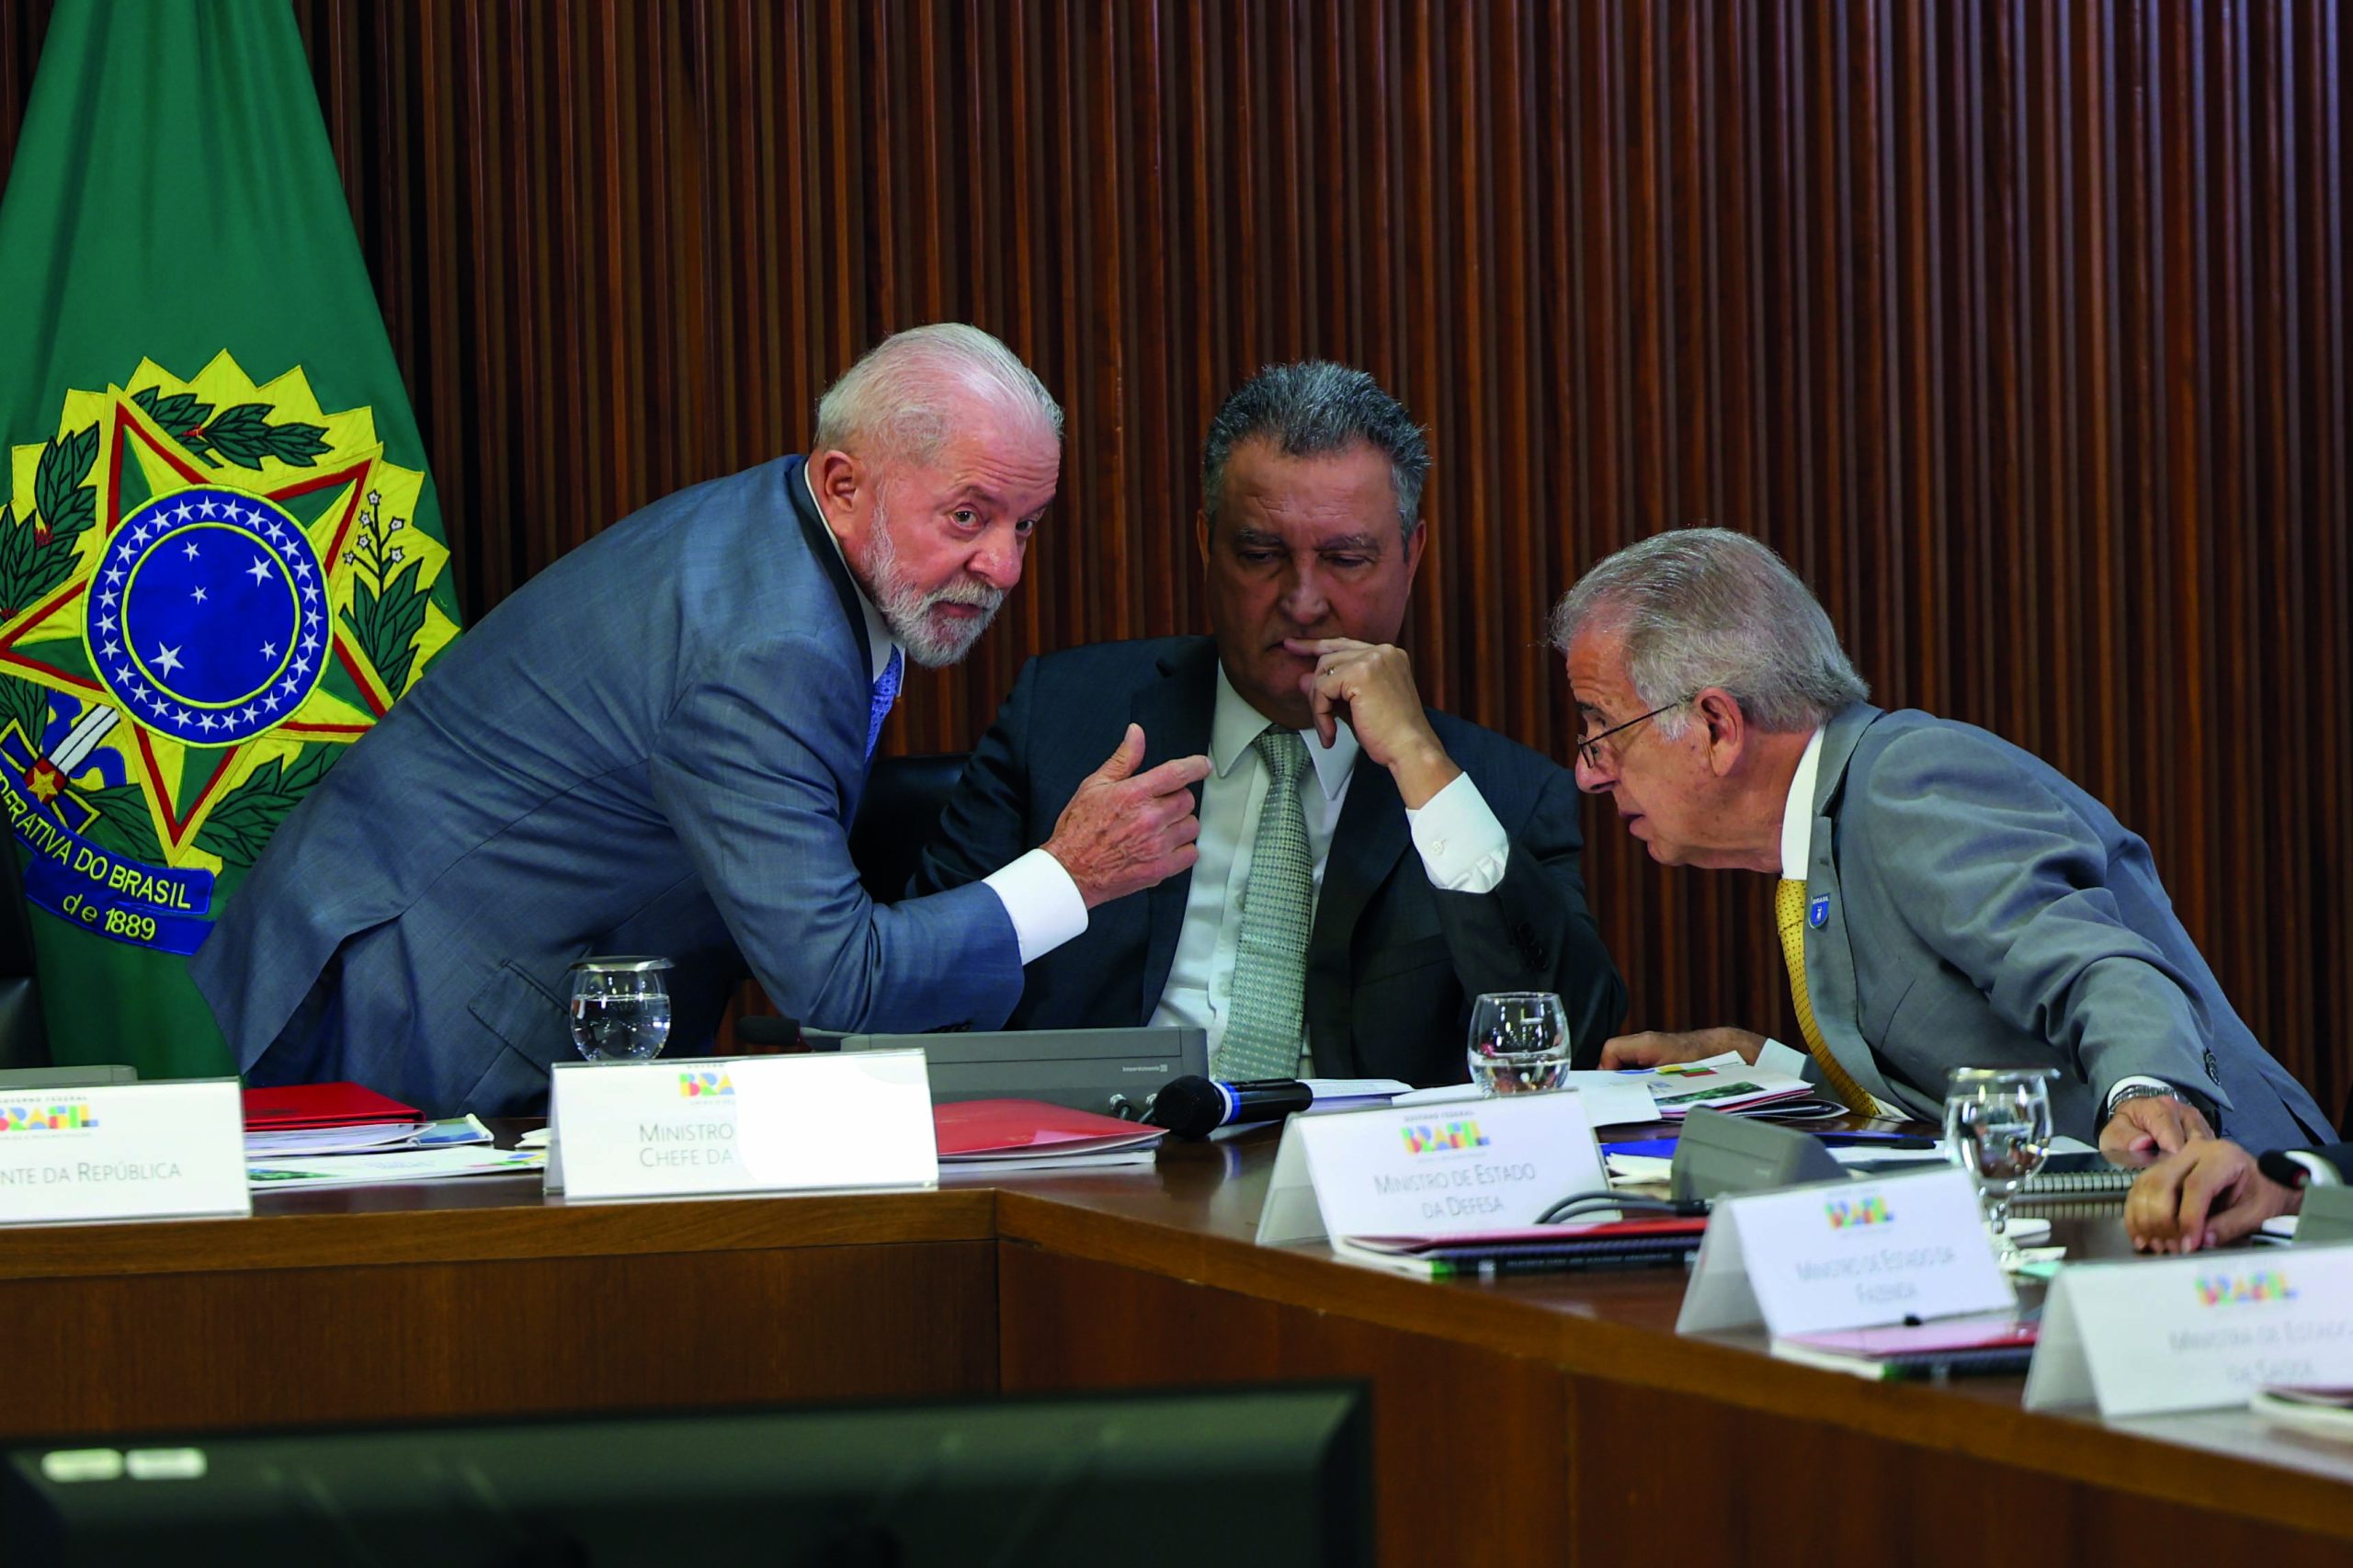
[1758,722,2171,1122]
[1150,664,1509,1073]
[803,465,1086,963]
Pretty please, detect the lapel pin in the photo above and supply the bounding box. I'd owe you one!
[1808,894,1830,930]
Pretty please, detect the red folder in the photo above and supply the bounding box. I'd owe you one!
[242,1081,424,1131]
[932,1098,1164,1159]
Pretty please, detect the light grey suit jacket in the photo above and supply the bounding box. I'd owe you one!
[191,457,1025,1117]
[1794,704,2333,1151]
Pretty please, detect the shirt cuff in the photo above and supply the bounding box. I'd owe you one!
[982,847,1089,965]
[2287,1152,2340,1187]
[1405,772,1511,893]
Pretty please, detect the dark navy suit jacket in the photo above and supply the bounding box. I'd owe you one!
[913,637,1626,1085]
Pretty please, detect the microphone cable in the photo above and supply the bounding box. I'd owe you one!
[1538,1191,1711,1225]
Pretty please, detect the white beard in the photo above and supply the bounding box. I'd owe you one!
[859,497,1005,668]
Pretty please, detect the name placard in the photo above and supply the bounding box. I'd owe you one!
[546,1051,937,1201]
[1677,1166,2012,1337]
[1256,1090,1606,1246]
[2024,1244,2353,1417]
[0,1080,247,1225]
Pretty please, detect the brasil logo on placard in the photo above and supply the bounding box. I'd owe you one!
[1401,1120,1489,1155]
[0,1100,97,1132]
[1825,1194,1893,1230]
[0,355,457,955]
[679,1071,734,1099]
[2194,1270,2297,1307]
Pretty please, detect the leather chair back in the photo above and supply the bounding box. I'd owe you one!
[0,846,50,1068]
[849,752,972,903]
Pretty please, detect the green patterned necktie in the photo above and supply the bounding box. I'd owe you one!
[1216,727,1314,1082]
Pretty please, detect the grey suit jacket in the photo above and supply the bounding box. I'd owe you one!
[191,457,1025,1117]
[912,637,1626,1084]
[1796,704,2332,1150]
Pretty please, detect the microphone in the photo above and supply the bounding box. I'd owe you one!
[2257,1149,2316,1191]
[1146,1075,1313,1140]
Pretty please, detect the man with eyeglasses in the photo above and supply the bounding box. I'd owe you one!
[1553,528,2333,1157]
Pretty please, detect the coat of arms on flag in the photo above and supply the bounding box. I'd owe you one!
[0,352,459,955]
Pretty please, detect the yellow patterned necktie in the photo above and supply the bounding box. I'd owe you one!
[1774,878,1877,1113]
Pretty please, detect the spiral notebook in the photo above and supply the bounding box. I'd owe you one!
[2013,1152,2136,1199]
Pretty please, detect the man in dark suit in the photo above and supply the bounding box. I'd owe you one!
[194,324,1208,1116]
[2126,1138,2353,1253]
[915,363,1626,1086]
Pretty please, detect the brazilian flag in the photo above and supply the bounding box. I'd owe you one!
[0,0,461,1076]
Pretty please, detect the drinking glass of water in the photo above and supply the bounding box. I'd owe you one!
[567,956,674,1062]
[1466,992,1573,1096]
[1942,1066,2057,1245]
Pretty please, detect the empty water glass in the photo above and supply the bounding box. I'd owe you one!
[568,956,674,1062]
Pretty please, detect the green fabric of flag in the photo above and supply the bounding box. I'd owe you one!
[0,0,462,1077]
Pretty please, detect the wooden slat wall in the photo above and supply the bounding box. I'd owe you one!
[3,1,2347,1120]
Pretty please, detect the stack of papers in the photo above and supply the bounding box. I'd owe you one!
[243,1081,428,1157]
[1332,1218,1709,1278]
[1601,1150,1676,1185]
[1643,1059,1819,1119]
[934,1098,1165,1173]
[1769,1312,2040,1380]
[1393,1075,1657,1127]
[1393,1054,1825,1128]
[246,1142,547,1188]
[244,1119,433,1159]
[244,1114,545,1187]
[1298,1078,1414,1114]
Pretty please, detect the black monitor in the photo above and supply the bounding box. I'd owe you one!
[4,1385,1371,1567]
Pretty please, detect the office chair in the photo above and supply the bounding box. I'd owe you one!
[0,846,49,1069]
[848,752,972,903]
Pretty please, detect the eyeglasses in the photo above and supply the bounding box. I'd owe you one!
[1575,699,1689,770]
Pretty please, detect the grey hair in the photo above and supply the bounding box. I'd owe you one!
[1201,361,1430,534]
[813,323,1063,465]
[1548,528,1869,734]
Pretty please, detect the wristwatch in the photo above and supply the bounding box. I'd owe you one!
[2105,1081,2214,1124]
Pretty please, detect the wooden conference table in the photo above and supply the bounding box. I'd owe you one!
[3,1127,2349,1564]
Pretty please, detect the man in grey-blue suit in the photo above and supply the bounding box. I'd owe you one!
[1556,528,2333,1158]
[193,325,1209,1117]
